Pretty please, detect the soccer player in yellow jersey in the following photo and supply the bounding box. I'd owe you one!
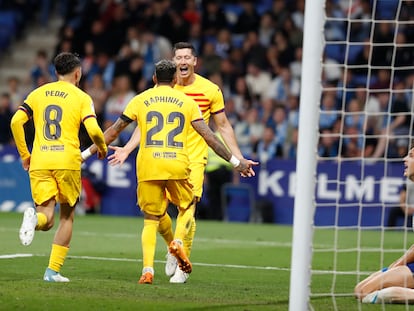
[10,52,108,282]
[102,42,258,283]
[83,60,252,284]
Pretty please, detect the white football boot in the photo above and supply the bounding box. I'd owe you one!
[19,208,38,246]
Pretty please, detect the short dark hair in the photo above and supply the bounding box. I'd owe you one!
[173,42,197,57]
[54,52,81,75]
[155,60,176,83]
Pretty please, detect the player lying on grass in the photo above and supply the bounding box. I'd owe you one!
[354,147,414,303]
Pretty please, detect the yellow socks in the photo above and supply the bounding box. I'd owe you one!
[142,219,159,269]
[175,204,195,242]
[158,213,173,246]
[35,212,47,230]
[183,217,196,257]
[48,244,69,272]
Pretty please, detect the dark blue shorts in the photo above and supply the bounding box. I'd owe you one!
[382,263,414,273]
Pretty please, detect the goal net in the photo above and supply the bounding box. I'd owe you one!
[290,0,414,310]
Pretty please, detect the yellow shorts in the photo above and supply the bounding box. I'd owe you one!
[188,162,206,199]
[29,170,81,207]
[138,179,194,216]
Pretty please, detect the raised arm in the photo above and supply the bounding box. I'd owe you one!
[107,126,141,166]
[81,115,132,161]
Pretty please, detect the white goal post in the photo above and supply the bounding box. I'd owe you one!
[289,1,325,310]
[289,0,414,310]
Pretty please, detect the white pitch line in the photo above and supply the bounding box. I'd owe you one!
[0,253,33,259]
[0,253,286,271]
[0,253,375,275]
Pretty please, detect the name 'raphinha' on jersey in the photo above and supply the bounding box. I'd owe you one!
[144,96,184,107]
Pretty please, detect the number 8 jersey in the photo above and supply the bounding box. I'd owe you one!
[13,80,100,171]
[121,85,203,182]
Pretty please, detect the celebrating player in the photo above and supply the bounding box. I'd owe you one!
[83,59,253,284]
[10,52,107,282]
[102,42,258,283]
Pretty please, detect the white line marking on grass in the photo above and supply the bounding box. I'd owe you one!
[0,253,287,271]
[0,253,33,259]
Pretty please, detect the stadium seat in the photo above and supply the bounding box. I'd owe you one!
[325,43,345,63]
[221,183,255,222]
[375,0,398,19]
[0,10,17,51]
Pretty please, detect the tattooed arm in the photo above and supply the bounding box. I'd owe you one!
[83,115,132,159]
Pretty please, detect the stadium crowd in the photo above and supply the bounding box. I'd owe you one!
[1,0,414,163]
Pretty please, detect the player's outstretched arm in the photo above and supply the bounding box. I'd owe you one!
[81,116,131,161]
[107,126,141,166]
[192,119,254,177]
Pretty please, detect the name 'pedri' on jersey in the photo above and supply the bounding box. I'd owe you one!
[122,85,203,182]
[21,80,97,171]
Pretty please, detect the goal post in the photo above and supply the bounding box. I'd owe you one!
[288,0,325,310]
[289,0,414,310]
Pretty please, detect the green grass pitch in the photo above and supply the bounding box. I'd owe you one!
[0,212,410,310]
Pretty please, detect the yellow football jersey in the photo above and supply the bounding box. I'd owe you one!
[122,85,202,181]
[21,81,98,170]
[174,74,225,164]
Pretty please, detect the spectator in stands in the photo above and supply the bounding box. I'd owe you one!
[259,97,275,127]
[394,32,414,79]
[265,66,300,102]
[104,74,136,144]
[245,61,272,102]
[0,93,13,145]
[254,126,280,164]
[29,50,56,89]
[201,0,228,38]
[286,127,299,160]
[319,92,340,130]
[271,29,295,67]
[231,76,252,115]
[269,0,290,30]
[201,41,222,77]
[318,128,340,159]
[235,107,264,158]
[83,74,108,128]
[233,0,260,35]
[286,94,300,129]
[291,0,305,31]
[372,21,394,67]
[214,28,232,59]
[371,80,412,159]
[6,76,24,112]
[258,12,275,47]
[242,30,268,70]
[271,104,289,158]
[181,0,201,26]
